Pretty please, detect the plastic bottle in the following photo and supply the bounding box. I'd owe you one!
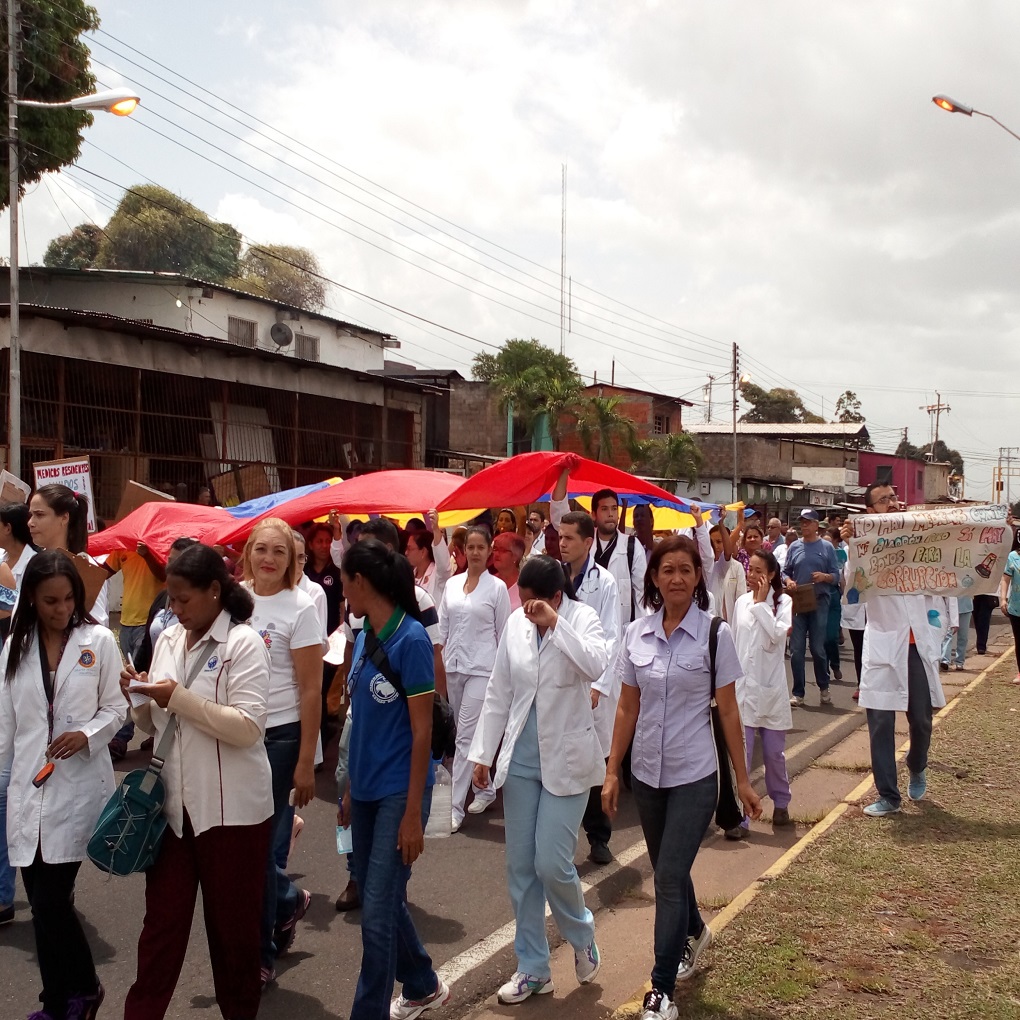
[425,761,452,839]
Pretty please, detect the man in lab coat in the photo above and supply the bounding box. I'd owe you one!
[559,511,621,864]
[844,482,947,817]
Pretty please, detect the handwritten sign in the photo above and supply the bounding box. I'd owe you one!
[845,504,1011,604]
[33,457,97,533]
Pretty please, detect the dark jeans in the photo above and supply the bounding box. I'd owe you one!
[114,623,149,745]
[849,628,864,684]
[824,597,841,675]
[262,721,302,968]
[632,773,717,994]
[22,852,97,1017]
[582,761,612,846]
[973,594,997,653]
[790,595,831,697]
[865,645,933,808]
[1009,612,1020,673]
[351,787,436,1020]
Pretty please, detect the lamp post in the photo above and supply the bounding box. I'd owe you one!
[7,2,139,479]
[931,94,1020,144]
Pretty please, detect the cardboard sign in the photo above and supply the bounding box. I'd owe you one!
[0,470,30,505]
[116,481,174,523]
[58,550,109,613]
[845,504,1012,604]
[33,457,97,533]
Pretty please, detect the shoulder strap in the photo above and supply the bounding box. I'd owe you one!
[627,534,637,622]
[363,629,407,701]
[709,615,722,696]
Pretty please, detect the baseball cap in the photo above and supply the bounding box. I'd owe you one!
[799,508,821,521]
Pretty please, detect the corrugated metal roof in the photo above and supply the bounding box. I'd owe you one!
[686,422,870,437]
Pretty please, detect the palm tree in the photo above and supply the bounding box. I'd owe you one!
[576,395,641,463]
[648,432,704,492]
[539,374,584,451]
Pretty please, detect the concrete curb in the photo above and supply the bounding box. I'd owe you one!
[610,648,1013,1018]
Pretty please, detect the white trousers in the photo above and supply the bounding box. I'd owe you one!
[447,670,494,822]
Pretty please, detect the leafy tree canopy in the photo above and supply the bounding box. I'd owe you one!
[834,389,865,423]
[739,381,825,424]
[43,222,103,269]
[228,244,327,311]
[1,0,99,210]
[894,438,964,476]
[96,184,242,282]
[634,431,704,491]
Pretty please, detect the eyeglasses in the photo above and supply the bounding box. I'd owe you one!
[869,494,898,508]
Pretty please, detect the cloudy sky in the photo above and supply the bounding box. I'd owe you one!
[8,1,1020,498]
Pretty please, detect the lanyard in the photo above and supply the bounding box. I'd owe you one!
[37,628,70,745]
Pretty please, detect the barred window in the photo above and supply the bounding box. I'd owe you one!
[227,316,258,348]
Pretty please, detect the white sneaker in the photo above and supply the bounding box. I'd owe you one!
[820,688,832,705]
[677,922,712,980]
[451,813,463,834]
[789,695,805,707]
[467,794,495,815]
[496,972,554,1005]
[639,988,678,1020]
[574,939,600,984]
[390,977,451,1020]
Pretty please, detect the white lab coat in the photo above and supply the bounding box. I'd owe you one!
[731,591,794,731]
[0,624,123,866]
[570,560,621,756]
[470,598,609,797]
[710,556,747,623]
[859,594,947,713]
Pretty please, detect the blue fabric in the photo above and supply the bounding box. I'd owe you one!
[508,701,541,776]
[0,766,13,907]
[790,596,831,697]
[261,721,301,969]
[783,537,840,597]
[351,788,436,1019]
[502,773,592,979]
[348,618,436,801]
[1005,551,1020,617]
[224,480,332,518]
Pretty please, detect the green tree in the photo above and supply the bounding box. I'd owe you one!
[96,184,242,282]
[639,431,704,492]
[576,394,641,464]
[739,381,825,424]
[834,389,865,423]
[228,244,327,311]
[1,0,100,209]
[44,222,102,269]
[473,338,582,448]
[894,438,964,476]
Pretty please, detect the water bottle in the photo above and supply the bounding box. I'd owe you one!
[425,762,452,839]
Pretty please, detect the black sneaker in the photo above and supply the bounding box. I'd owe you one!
[0,903,13,926]
[274,889,311,955]
[589,841,613,865]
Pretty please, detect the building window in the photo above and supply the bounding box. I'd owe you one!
[227,316,258,348]
[876,465,893,486]
[295,333,320,362]
[653,414,670,435]
[917,469,923,488]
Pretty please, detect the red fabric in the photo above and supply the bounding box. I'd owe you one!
[88,503,233,563]
[205,470,466,547]
[436,451,691,511]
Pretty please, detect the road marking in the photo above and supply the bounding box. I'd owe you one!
[437,837,649,988]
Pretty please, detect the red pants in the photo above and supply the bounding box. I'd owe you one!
[124,813,272,1020]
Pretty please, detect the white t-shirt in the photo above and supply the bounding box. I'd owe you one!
[0,545,36,589]
[247,585,324,728]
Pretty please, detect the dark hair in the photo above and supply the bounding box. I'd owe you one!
[590,488,619,513]
[826,526,842,542]
[495,508,518,530]
[519,555,578,602]
[560,510,595,541]
[863,481,894,508]
[749,549,783,611]
[744,522,764,541]
[404,517,427,533]
[306,523,333,544]
[464,525,492,546]
[5,550,95,683]
[1013,527,1020,554]
[341,539,421,621]
[528,507,547,523]
[169,536,198,555]
[33,484,90,553]
[408,530,436,562]
[0,502,34,548]
[358,517,401,551]
[168,543,254,624]
[633,503,655,525]
[643,535,709,612]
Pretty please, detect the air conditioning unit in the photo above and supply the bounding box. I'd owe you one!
[700,481,712,496]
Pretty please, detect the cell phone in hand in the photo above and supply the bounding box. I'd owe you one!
[32,762,55,788]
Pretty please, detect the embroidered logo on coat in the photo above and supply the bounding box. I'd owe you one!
[206,655,219,670]
[369,672,399,705]
[322,575,335,587]
[78,650,95,668]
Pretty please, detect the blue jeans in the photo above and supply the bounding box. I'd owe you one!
[0,766,14,907]
[262,722,302,968]
[351,787,436,1020]
[941,612,971,666]
[502,772,593,978]
[790,595,830,697]
[114,624,149,745]
[632,772,717,993]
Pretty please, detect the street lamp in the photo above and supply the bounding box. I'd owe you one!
[931,94,1020,144]
[7,11,140,479]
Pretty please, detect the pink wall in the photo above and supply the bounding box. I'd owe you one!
[858,451,926,506]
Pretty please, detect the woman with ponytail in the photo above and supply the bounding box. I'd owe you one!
[730,548,794,835]
[339,538,449,1020]
[28,485,110,626]
[122,543,273,1020]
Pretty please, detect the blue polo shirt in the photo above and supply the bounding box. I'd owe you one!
[783,537,839,598]
[348,609,435,801]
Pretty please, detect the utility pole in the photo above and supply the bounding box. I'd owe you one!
[703,374,715,423]
[8,0,22,478]
[918,392,951,459]
[731,343,739,503]
[999,446,1019,507]
[559,163,566,356]
[901,427,909,502]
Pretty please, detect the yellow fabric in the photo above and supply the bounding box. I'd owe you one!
[105,550,165,626]
[575,498,746,531]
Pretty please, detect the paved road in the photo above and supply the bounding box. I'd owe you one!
[2,629,998,1019]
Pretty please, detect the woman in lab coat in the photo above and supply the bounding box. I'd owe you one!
[470,555,608,1005]
[0,550,122,1020]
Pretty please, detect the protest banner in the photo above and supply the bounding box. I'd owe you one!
[0,470,30,504]
[845,504,1012,604]
[33,457,97,532]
